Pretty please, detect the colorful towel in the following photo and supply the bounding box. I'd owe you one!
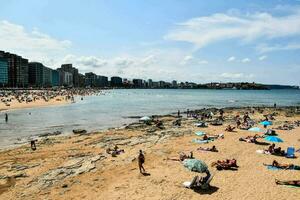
[195,131,205,136]
[266,165,300,170]
[192,139,212,144]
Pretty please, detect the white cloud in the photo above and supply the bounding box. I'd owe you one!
[227,56,236,62]
[220,73,254,79]
[198,60,208,64]
[62,54,107,69]
[0,20,71,66]
[165,9,300,49]
[256,43,300,53]
[180,55,193,65]
[259,55,267,61]
[241,58,251,63]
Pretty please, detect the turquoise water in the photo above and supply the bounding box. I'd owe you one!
[1,89,300,147]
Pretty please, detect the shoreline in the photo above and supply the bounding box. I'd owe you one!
[1,105,300,150]
[0,106,300,199]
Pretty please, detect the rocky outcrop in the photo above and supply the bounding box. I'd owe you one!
[27,154,106,189]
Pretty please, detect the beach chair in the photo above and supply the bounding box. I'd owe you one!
[286,147,295,158]
[200,173,214,189]
[183,174,214,190]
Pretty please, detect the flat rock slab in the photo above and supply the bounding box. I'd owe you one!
[28,154,106,189]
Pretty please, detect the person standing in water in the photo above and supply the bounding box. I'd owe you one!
[138,150,146,174]
[5,113,8,122]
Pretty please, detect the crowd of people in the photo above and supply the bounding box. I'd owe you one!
[0,88,103,107]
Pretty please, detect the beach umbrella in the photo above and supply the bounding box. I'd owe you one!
[260,121,272,126]
[264,136,283,143]
[195,131,205,136]
[248,127,263,132]
[183,159,208,173]
[140,116,151,121]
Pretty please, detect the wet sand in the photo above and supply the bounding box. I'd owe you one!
[0,107,300,200]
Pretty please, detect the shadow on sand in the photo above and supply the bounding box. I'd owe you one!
[141,172,151,176]
[255,142,270,146]
[193,186,219,195]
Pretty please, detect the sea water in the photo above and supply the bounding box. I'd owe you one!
[0,89,300,148]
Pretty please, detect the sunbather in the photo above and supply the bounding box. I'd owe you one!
[273,147,285,156]
[265,143,275,154]
[106,145,125,157]
[168,151,193,162]
[239,134,260,143]
[197,145,218,152]
[264,160,298,170]
[203,134,224,140]
[275,179,300,186]
[212,159,238,170]
[225,125,235,132]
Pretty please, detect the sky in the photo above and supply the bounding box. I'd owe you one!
[0,0,300,85]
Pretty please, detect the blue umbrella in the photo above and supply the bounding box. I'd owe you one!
[248,127,263,132]
[264,136,283,143]
[260,121,272,126]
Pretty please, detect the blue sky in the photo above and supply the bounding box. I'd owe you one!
[0,0,300,85]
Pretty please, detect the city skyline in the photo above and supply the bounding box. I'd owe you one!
[1,0,300,85]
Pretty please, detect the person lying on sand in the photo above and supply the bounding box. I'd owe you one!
[168,151,193,162]
[264,160,299,170]
[225,125,235,132]
[275,179,300,186]
[197,145,218,152]
[106,145,125,157]
[239,134,260,143]
[203,134,224,140]
[212,159,238,170]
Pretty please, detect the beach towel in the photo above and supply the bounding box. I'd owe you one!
[256,150,270,155]
[183,181,192,188]
[192,139,212,144]
[266,165,300,170]
[195,131,205,136]
[249,127,263,132]
[195,122,207,127]
[267,165,281,170]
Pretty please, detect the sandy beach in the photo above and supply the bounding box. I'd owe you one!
[0,96,68,112]
[0,106,300,200]
[0,89,104,112]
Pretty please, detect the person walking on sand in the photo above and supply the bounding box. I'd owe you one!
[5,113,8,122]
[138,150,145,173]
[31,140,37,151]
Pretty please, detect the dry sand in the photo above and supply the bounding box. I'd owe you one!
[0,96,69,112]
[0,107,300,200]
